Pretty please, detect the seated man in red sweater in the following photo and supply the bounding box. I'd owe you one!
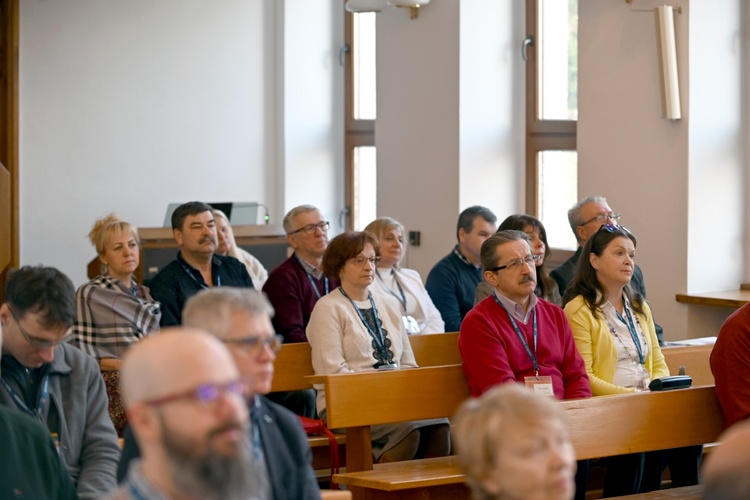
[459,230,591,400]
[459,230,591,500]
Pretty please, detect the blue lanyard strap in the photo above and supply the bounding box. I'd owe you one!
[493,295,539,376]
[1,374,50,423]
[339,288,389,358]
[375,269,407,312]
[306,273,329,300]
[615,305,645,365]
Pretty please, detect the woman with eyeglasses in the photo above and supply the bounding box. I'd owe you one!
[476,214,562,305]
[364,217,444,334]
[562,224,670,496]
[213,209,269,291]
[307,231,451,463]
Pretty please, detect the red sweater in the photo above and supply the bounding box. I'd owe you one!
[711,302,750,428]
[459,295,591,400]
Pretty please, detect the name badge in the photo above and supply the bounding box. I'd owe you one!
[401,315,420,335]
[525,375,554,397]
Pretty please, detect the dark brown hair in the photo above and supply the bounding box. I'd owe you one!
[322,231,379,279]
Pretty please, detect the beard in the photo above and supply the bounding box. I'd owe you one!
[161,418,258,500]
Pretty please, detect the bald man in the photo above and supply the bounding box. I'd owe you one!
[703,421,750,500]
[118,288,320,499]
[112,329,257,500]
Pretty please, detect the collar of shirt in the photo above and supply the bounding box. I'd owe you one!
[452,245,481,270]
[493,290,538,324]
[295,253,323,280]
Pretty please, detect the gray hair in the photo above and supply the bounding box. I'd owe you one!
[282,205,321,234]
[567,196,608,236]
[183,287,275,339]
[480,230,531,272]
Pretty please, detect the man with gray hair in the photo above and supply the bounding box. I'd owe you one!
[118,288,320,499]
[263,204,339,345]
[550,196,662,345]
[426,205,497,331]
[458,230,590,399]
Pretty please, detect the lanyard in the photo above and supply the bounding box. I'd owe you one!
[452,246,480,269]
[493,295,539,376]
[1,374,50,423]
[375,269,407,312]
[178,260,220,288]
[339,288,389,359]
[306,273,329,300]
[615,305,645,365]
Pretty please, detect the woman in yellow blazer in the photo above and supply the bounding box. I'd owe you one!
[562,224,671,497]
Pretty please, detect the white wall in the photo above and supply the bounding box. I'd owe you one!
[578,0,742,339]
[459,0,526,221]
[282,0,344,231]
[376,0,524,278]
[19,0,344,285]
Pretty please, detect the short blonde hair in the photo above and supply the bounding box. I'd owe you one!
[364,217,406,267]
[453,384,568,500]
[88,213,139,256]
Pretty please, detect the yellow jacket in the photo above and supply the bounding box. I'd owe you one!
[564,295,670,395]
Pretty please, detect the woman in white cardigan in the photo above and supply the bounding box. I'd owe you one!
[307,231,450,463]
[364,217,445,334]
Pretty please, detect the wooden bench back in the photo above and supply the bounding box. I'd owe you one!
[661,344,714,385]
[312,364,470,430]
[270,332,462,393]
[409,332,461,366]
[564,385,723,459]
[271,342,314,392]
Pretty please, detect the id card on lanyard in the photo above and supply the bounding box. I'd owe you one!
[1,374,51,423]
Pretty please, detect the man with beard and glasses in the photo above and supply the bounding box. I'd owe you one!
[112,328,258,500]
[149,201,253,326]
[117,288,320,499]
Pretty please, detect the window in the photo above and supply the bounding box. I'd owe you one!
[526,0,578,250]
[344,9,376,230]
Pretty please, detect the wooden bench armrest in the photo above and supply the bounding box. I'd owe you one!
[99,358,121,371]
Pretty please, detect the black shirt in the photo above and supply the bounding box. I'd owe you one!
[149,251,253,326]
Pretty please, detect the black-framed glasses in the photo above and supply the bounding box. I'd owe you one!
[9,309,73,348]
[579,212,621,227]
[488,254,540,273]
[288,221,330,236]
[223,334,283,356]
[143,378,247,409]
[350,256,380,268]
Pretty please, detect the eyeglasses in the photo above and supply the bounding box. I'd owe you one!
[288,221,330,236]
[579,212,621,227]
[10,309,73,348]
[590,223,633,246]
[223,334,283,356]
[143,378,247,409]
[350,256,380,268]
[488,254,540,273]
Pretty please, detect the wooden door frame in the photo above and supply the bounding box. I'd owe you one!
[1,0,20,302]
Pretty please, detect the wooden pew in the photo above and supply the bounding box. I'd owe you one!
[312,364,723,500]
[270,332,461,394]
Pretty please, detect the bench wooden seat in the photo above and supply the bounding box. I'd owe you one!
[312,362,723,499]
[661,343,714,385]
